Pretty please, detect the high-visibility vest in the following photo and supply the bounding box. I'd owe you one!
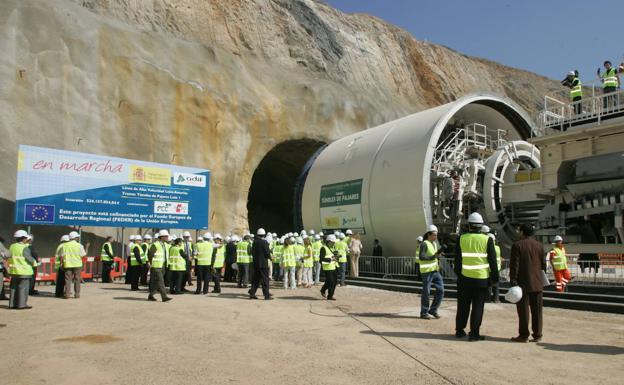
[460,233,490,280]
[344,236,351,248]
[494,245,501,271]
[550,246,568,271]
[303,245,314,268]
[140,243,150,264]
[195,241,214,266]
[312,241,322,262]
[168,245,186,271]
[129,243,142,266]
[414,242,421,264]
[100,242,113,262]
[282,245,297,268]
[294,244,305,266]
[151,242,167,269]
[273,244,283,263]
[334,240,347,263]
[570,77,582,99]
[602,68,618,88]
[55,242,65,270]
[213,245,225,268]
[63,240,83,269]
[321,245,336,271]
[8,243,34,276]
[237,241,250,264]
[419,240,439,274]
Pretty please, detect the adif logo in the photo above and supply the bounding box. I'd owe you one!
[173,172,206,187]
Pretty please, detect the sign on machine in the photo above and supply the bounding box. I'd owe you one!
[319,178,364,233]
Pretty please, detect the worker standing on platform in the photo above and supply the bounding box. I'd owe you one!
[210,234,225,293]
[598,60,621,109]
[100,236,114,283]
[418,225,444,319]
[60,231,86,299]
[454,213,499,341]
[7,230,37,309]
[237,235,251,288]
[562,70,582,115]
[281,237,297,290]
[320,234,338,300]
[549,235,570,293]
[147,230,172,302]
[55,235,69,297]
[128,235,143,291]
[140,234,151,286]
[181,232,194,290]
[248,228,273,300]
[167,237,186,295]
[194,234,214,295]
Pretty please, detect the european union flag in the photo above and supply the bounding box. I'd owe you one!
[24,204,55,223]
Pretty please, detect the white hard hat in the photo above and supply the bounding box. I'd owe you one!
[289,237,296,243]
[553,235,563,243]
[214,233,222,240]
[427,225,438,233]
[297,237,303,244]
[26,234,33,241]
[171,235,178,241]
[61,235,70,242]
[158,229,170,238]
[417,236,424,242]
[69,231,80,239]
[272,232,277,237]
[266,234,273,242]
[319,232,324,237]
[314,234,321,240]
[203,232,212,239]
[196,237,203,242]
[301,230,307,235]
[143,234,152,240]
[14,230,28,238]
[346,229,353,235]
[257,228,266,236]
[505,286,523,304]
[309,230,315,235]
[226,236,232,242]
[183,231,191,237]
[293,232,299,237]
[488,233,496,241]
[339,233,346,239]
[481,225,490,234]
[568,70,575,76]
[468,212,484,225]
[326,234,337,243]
[134,235,142,241]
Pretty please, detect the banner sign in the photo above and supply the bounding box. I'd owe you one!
[319,178,364,232]
[15,145,210,229]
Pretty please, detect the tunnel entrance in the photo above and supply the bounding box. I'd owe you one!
[247,139,326,235]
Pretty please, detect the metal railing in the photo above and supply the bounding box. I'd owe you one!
[358,256,624,286]
[536,88,624,134]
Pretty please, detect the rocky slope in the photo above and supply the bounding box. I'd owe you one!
[0,0,560,246]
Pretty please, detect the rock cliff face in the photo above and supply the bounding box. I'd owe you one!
[0,0,560,247]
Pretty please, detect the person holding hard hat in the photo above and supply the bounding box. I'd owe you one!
[414,235,424,281]
[59,231,86,299]
[454,213,498,340]
[147,230,172,302]
[418,225,444,320]
[55,235,70,297]
[549,235,571,293]
[7,230,38,309]
[510,223,546,343]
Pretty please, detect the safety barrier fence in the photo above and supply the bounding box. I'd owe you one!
[2,256,126,284]
[358,256,624,287]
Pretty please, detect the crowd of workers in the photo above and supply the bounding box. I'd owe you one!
[561,60,624,114]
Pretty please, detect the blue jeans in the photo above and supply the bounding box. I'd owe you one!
[339,262,347,285]
[421,271,444,316]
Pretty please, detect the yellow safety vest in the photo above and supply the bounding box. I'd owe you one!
[63,240,83,269]
[151,242,167,269]
[460,233,490,280]
[303,245,314,268]
[602,68,618,88]
[168,245,186,271]
[321,245,336,271]
[551,246,568,271]
[273,244,283,263]
[282,245,297,268]
[213,245,225,268]
[195,242,214,266]
[494,245,501,271]
[312,241,322,262]
[140,243,150,264]
[100,242,113,262]
[55,242,65,270]
[419,240,439,274]
[570,77,582,99]
[335,240,348,263]
[237,241,250,264]
[8,243,34,276]
[129,243,142,266]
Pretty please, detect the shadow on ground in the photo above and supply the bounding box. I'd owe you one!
[360,330,511,343]
[350,312,421,319]
[538,343,624,355]
[113,296,149,301]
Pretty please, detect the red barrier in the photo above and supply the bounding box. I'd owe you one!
[110,257,125,280]
[80,256,97,280]
[35,257,57,282]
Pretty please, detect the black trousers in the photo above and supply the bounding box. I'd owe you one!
[210,268,221,293]
[128,265,140,290]
[29,267,37,293]
[237,263,249,287]
[169,271,184,294]
[185,259,192,285]
[455,280,489,337]
[321,269,337,299]
[140,264,149,285]
[124,258,130,283]
[516,291,543,340]
[224,262,236,282]
[101,262,113,283]
[55,268,66,298]
[249,267,270,298]
[149,268,168,300]
[195,265,212,294]
[572,95,582,115]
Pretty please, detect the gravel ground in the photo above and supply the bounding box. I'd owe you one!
[1,281,623,385]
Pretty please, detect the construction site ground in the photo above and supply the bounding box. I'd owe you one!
[1,281,623,385]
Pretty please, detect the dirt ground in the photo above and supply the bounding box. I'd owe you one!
[1,280,623,385]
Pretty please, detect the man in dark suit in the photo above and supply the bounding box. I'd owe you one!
[248,228,272,300]
[510,223,546,343]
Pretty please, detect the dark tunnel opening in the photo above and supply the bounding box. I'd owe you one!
[247,139,326,235]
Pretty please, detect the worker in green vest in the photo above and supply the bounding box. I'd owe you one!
[100,236,114,283]
[319,234,338,300]
[210,234,225,293]
[194,234,214,294]
[55,235,69,298]
[562,70,582,115]
[549,235,571,293]
[302,237,314,288]
[147,230,172,302]
[7,230,37,309]
[167,237,186,295]
[295,237,305,286]
[312,234,322,285]
[454,213,499,341]
[335,233,348,286]
[237,235,251,288]
[59,231,86,299]
[272,237,284,281]
[139,234,151,286]
[418,225,444,319]
[597,60,621,110]
[127,235,143,291]
[281,237,297,289]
